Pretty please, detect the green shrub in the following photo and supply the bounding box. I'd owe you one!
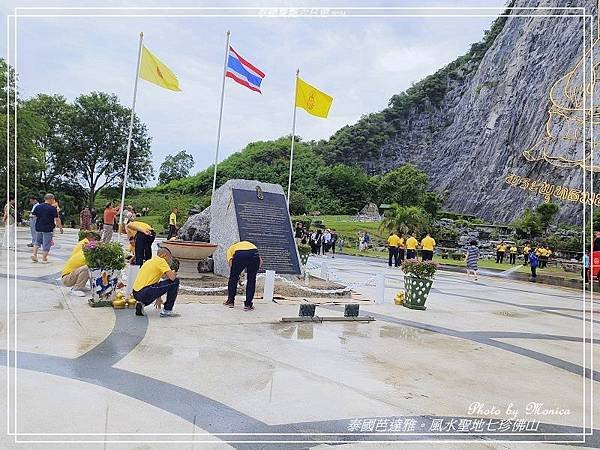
[83,241,126,270]
[401,259,438,279]
[78,229,100,241]
[297,243,311,256]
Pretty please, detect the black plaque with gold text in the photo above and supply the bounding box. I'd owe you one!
[232,188,300,274]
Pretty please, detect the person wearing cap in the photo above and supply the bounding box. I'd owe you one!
[224,241,262,311]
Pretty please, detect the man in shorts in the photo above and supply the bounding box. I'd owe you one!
[31,193,63,264]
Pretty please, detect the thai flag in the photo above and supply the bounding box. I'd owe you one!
[226,46,265,93]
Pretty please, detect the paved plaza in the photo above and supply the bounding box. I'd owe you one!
[0,228,598,448]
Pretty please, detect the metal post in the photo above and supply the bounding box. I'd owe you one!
[118,32,144,240]
[376,273,385,304]
[211,30,231,197]
[286,69,299,207]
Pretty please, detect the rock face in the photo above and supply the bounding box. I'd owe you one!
[177,206,211,242]
[334,0,597,224]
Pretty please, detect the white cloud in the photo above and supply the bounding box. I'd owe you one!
[1,3,495,183]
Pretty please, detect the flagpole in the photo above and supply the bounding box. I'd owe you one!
[212,30,231,197]
[118,31,144,240]
[287,69,299,208]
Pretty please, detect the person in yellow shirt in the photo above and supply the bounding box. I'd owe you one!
[522,244,531,265]
[167,207,178,240]
[133,247,179,317]
[420,233,436,261]
[125,220,156,266]
[509,244,518,265]
[224,241,262,311]
[387,232,401,267]
[405,232,418,260]
[496,241,507,264]
[70,231,100,256]
[397,233,406,263]
[538,246,550,269]
[61,232,98,297]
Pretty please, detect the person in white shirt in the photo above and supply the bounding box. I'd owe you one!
[28,195,39,247]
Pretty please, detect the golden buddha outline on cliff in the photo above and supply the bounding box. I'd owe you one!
[522,21,600,172]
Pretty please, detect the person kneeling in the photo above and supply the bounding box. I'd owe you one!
[61,231,97,297]
[224,241,262,311]
[132,248,180,317]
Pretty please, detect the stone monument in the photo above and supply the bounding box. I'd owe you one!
[210,179,301,277]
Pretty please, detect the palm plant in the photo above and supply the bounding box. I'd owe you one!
[380,203,431,235]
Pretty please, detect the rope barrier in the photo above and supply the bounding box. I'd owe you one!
[126,258,376,295]
[180,285,229,293]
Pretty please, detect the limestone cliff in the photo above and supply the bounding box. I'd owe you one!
[326,0,596,223]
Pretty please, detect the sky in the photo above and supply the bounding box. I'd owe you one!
[1,1,502,184]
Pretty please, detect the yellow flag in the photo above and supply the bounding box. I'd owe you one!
[138,46,181,92]
[295,77,333,118]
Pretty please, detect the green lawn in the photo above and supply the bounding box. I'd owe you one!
[294,215,580,281]
[294,214,387,246]
[140,215,167,234]
[434,256,581,280]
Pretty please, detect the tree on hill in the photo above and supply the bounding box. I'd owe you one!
[62,92,153,206]
[158,150,194,184]
[0,59,45,197]
[23,94,72,191]
[512,208,543,238]
[378,164,428,206]
[421,191,445,219]
[318,164,374,214]
[535,203,559,231]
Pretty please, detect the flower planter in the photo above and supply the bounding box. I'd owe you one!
[403,274,433,310]
[88,268,120,307]
[299,252,310,266]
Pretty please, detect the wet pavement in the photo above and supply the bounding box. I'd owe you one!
[0,228,598,449]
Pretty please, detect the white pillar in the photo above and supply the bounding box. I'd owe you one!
[375,273,385,304]
[320,262,329,280]
[124,264,140,300]
[263,270,276,302]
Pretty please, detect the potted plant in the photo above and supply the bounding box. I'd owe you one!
[401,259,438,310]
[83,241,126,307]
[297,243,311,266]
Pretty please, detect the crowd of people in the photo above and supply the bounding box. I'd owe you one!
[494,241,553,268]
[2,192,262,317]
[294,222,342,257]
[3,194,594,311]
[385,231,437,267]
